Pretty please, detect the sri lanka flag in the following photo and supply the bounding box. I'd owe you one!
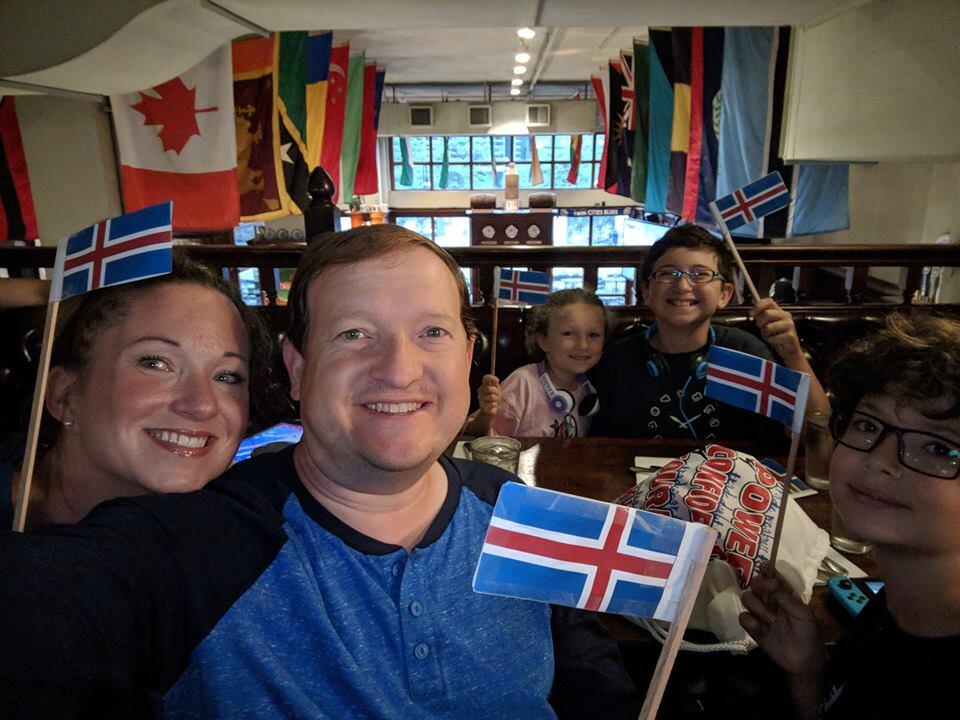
[51,202,173,301]
[494,267,550,305]
[705,346,810,433]
[711,171,791,232]
[473,483,716,620]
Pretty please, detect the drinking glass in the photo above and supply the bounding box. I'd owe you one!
[466,436,521,475]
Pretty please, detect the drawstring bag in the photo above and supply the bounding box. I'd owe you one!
[615,444,829,652]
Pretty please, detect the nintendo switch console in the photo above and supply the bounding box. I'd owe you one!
[827,576,885,617]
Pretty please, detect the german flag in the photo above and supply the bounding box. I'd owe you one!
[0,97,39,241]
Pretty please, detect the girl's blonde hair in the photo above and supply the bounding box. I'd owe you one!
[524,288,609,362]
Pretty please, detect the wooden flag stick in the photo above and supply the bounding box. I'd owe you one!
[766,428,801,569]
[490,297,500,377]
[12,299,60,532]
[638,528,715,720]
[708,201,762,304]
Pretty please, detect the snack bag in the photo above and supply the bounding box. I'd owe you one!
[616,444,828,646]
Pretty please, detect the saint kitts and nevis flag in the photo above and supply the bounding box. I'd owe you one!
[50,202,173,302]
[473,482,716,621]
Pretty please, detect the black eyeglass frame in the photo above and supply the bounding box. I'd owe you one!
[830,410,960,480]
[646,268,726,285]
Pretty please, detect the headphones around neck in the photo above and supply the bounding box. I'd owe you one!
[642,324,716,381]
[537,362,599,417]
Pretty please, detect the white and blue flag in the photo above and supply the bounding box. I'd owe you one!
[473,483,715,621]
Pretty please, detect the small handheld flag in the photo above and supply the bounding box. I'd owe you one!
[473,483,716,621]
[704,346,811,434]
[494,267,550,305]
[712,171,791,232]
[51,202,173,301]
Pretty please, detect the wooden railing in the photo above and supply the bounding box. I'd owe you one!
[2,242,958,307]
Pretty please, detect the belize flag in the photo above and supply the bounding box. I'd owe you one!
[711,171,791,232]
[494,267,550,305]
[473,483,715,621]
[705,346,810,433]
[51,202,173,301]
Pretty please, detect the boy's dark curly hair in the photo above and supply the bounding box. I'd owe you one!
[524,288,609,362]
[828,313,960,426]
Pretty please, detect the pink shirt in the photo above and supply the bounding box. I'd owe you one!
[491,363,591,438]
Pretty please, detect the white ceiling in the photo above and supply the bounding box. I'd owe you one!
[0,0,875,97]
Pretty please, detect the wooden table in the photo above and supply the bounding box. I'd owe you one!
[504,436,878,644]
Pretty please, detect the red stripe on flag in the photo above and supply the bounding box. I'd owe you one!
[121,166,239,232]
[706,363,796,413]
[353,63,379,195]
[485,506,673,612]
[681,27,704,222]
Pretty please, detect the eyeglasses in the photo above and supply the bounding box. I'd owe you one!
[831,410,960,479]
[648,268,725,285]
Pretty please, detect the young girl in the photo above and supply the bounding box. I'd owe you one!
[738,314,960,719]
[468,288,608,438]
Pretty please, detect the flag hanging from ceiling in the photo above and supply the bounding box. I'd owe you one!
[319,41,350,202]
[705,346,810,433]
[690,27,725,224]
[567,134,583,184]
[305,31,333,170]
[398,137,414,186]
[680,27,705,221]
[473,483,716,620]
[277,31,310,213]
[644,31,674,214]
[233,35,287,221]
[354,62,383,196]
[591,73,608,190]
[437,136,450,189]
[0,97,39,241]
[529,135,544,186]
[494,267,550,305]
[604,53,635,198]
[630,39,650,203]
[111,46,239,232]
[666,28,693,217]
[51,202,172,301]
[339,53,367,202]
[715,27,848,238]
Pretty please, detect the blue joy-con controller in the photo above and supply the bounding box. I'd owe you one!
[827,576,871,617]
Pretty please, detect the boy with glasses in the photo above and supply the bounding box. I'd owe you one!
[589,223,828,441]
[739,314,960,719]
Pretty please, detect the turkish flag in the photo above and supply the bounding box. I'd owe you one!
[318,42,350,202]
[111,46,240,232]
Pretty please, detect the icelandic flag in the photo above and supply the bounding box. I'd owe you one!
[473,483,716,621]
[705,346,810,433]
[711,171,791,232]
[51,202,173,301]
[494,267,550,305]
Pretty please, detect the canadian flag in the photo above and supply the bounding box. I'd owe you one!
[111,46,239,232]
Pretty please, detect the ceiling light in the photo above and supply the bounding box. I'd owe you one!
[517,27,536,40]
[511,78,523,86]
[514,51,531,64]
[510,88,521,96]
[513,65,527,75]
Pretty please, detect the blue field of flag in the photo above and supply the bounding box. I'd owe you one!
[473,483,714,620]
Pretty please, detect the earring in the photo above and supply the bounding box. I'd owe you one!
[62,419,74,428]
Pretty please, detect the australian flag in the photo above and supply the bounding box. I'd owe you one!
[495,267,550,305]
[52,202,173,301]
[705,346,811,433]
[711,171,791,231]
[473,483,715,621]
